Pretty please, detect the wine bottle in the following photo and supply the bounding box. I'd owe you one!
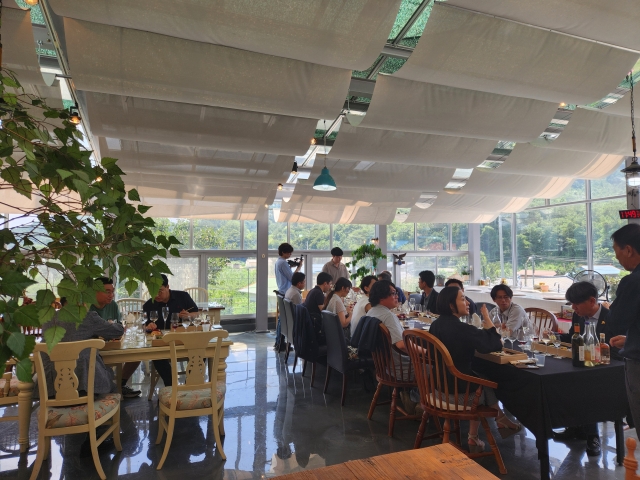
[584,321,595,367]
[592,323,601,364]
[600,333,610,365]
[572,323,584,367]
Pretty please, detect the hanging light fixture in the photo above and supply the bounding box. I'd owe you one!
[291,161,298,174]
[277,183,283,191]
[69,103,81,125]
[24,0,39,5]
[623,72,640,187]
[313,120,337,191]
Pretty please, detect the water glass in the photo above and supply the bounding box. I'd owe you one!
[149,311,158,325]
[535,354,546,367]
[409,298,416,311]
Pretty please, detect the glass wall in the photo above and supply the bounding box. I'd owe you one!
[416,223,447,250]
[333,224,376,250]
[207,256,256,315]
[193,219,241,249]
[480,215,513,283]
[388,221,415,250]
[289,223,330,250]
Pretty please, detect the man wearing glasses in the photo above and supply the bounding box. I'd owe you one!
[489,284,526,331]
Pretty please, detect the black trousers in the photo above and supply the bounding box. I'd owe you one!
[153,359,172,387]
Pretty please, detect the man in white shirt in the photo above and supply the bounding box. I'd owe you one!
[489,284,526,332]
[322,247,350,283]
[285,272,305,306]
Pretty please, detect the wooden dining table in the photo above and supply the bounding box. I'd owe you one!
[15,335,233,453]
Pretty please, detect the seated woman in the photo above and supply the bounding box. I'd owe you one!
[350,275,377,337]
[323,277,354,337]
[429,286,520,452]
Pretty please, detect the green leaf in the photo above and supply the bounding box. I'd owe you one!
[56,169,73,180]
[29,267,39,278]
[1,165,21,184]
[0,271,36,296]
[13,304,40,326]
[57,304,83,323]
[59,251,77,268]
[38,305,56,325]
[71,169,90,182]
[16,357,33,382]
[72,178,89,197]
[36,289,56,308]
[7,332,26,356]
[101,157,118,170]
[124,280,138,296]
[127,188,141,202]
[14,179,32,199]
[169,248,180,257]
[43,325,66,352]
[2,76,19,88]
[137,204,152,214]
[39,183,53,197]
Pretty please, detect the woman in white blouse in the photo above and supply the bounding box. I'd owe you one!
[323,277,353,330]
[350,275,377,336]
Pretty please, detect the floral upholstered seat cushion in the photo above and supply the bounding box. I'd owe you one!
[0,376,19,398]
[159,382,226,411]
[45,393,121,429]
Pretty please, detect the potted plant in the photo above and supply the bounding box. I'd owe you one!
[0,69,180,380]
[435,274,446,287]
[345,243,386,285]
[461,268,470,282]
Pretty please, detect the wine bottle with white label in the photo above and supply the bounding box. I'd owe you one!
[572,323,585,367]
[584,321,595,367]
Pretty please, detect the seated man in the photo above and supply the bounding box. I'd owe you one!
[445,278,477,316]
[42,309,124,396]
[303,272,332,344]
[89,278,142,398]
[489,284,525,332]
[418,270,438,314]
[285,272,305,306]
[143,274,198,387]
[378,271,406,304]
[555,281,614,455]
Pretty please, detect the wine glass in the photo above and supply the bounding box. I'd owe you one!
[193,312,202,330]
[551,332,563,359]
[506,328,517,350]
[201,306,209,325]
[149,311,158,326]
[170,313,180,331]
[409,298,416,312]
[161,306,169,327]
[541,328,552,356]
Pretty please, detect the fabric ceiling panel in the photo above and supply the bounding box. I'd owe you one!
[429,193,531,213]
[406,209,497,224]
[50,0,400,71]
[63,19,351,119]
[398,5,637,105]
[360,75,558,142]
[538,108,632,155]
[287,184,419,207]
[447,0,640,52]
[316,156,454,191]
[137,199,260,220]
[84,92,317,156]
[461,170,573,198]
[329,123,495,168]
[278,203,397,225]
[497,144,624,178]
[2,7,46,86]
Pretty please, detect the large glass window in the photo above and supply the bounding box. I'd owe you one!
[243,221,257,250]
[591,162,626,199]
[148,217,191,249]
[400,256,436,293]
[290,223,330,250]
[451,223,468,251]
[193,219,240,250]
[268,209,287,250]
[480,215,513,282]
[416,223,448,250]
[388,221,415,250]
[437,255,469,281]
[164,256,200,291]
[333,224,376,250]
[592,198,627,299]
[207,256,256,315]
[550,179,586,204]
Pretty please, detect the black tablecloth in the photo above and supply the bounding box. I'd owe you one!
[473,353,629,440]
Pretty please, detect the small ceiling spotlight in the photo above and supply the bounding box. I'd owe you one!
[69,103,81,125]
[291,161,298,174]
[277,183,283,191]
[310,138,317,145]
[24,0,39,6]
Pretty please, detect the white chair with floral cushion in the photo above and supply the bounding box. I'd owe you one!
[30,339,122,480]
[155,330,227,469]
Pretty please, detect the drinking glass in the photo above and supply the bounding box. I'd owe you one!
[551,332,563,359]
[170,313,180,331]
[507,328,517,350]
[541,329,552,356]
[161,306,170,325]
[149,311,158,325]
[193,314,202,330]
[409,298,416,311]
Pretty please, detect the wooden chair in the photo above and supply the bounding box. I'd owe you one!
[322,311,374,406]
[368,323,418,436]
[0,368,20,424]
[155,330,228,469]
[625,437,640,480]
[403,329,507,475]
[116,298,145,315]
[31,339,122,480]
[524,307,558,332]
[185,287,208,305]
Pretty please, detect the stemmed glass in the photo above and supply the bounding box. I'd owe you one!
[170,313,180,331]
[149,311,158,326]
[541,328,552,356]
[551,331,563,359]
[161,306,169,328]
[409,298,416,312]
[202,306,210,325]
[506,328,517,350]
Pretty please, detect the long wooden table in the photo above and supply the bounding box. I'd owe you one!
[277,443,499,479]
[16,336,233,453]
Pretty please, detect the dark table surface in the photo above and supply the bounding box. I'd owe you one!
[473,352,628,440]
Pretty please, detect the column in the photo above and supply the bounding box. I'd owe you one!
[468,223,481,285]
[255,207,269,332]
[375,224,388,275]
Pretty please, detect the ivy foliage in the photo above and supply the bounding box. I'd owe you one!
[345,243,386,285]
[0,70,180,380]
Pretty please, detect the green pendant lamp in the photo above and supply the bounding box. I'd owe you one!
[313,120,337,191]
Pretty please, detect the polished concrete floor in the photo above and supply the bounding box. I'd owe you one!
[0,331,634,479]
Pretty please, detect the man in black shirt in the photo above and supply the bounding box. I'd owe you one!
[418,270,439,314]
[445,278,477,316]
[143,274,199,386]
[303,272,332,344]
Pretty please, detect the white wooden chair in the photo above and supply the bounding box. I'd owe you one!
[185,287,208,305]
[30,340,122,480]
[0,368,20,424]
[116,298,146,314]
[155,331,227,469]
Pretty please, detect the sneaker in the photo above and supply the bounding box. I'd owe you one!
[121,385,141,398]
[586,435,601,456]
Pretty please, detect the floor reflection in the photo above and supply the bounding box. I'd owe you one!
[0,331,633,479]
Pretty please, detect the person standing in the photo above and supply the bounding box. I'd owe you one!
[89,277,141,398]
[275,243,303,295]
[285,272,305,306]
[418,270,439,314]
[608,224,640,430]
[322,247,349,283]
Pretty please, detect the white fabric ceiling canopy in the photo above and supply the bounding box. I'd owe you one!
[84,92,317,156]
[63,18,352,119]
[2,7,46,86]
[319,156,454,191]
[360,75,559,142]
[49,0,401,71]
[136,197,262,220]
[398,4,638,106]
[447,0,640,52]
[496,144,624,178]
[406,208,497,224]
[278,202,397,225]
[461,170,573,198]
[428,193,531,213]
[329,123,495,168]
[287,184,420,207]
[537,108,633,155]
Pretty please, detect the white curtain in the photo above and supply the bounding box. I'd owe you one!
[461,170,573,198]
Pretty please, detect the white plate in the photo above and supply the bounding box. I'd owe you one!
[512,292,527,296]
[543,296,565,301]
[465,288,482,292]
